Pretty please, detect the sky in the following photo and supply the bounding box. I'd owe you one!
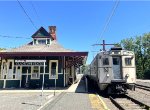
[0,1,150,64]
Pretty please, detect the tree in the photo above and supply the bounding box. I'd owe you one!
[80,64,89,74]
[0,48,6,51]
[119,33,150,79]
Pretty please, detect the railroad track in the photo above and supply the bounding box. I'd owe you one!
[135,84,150,91]
[109,94,150,110]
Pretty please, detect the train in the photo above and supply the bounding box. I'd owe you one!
[86,47,136,94]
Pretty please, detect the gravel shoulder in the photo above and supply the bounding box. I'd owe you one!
[128,88,150,106]
[136,79,150,87]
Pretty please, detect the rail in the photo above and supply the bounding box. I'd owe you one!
[109,94,150,110]
[135,84,150,91]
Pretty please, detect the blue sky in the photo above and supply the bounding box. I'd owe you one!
[0,1,150,64]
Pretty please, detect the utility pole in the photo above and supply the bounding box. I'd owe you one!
[92,40,116,51]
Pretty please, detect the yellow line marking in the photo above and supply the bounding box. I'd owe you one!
[89,94,109,110]
[97,94,110,110]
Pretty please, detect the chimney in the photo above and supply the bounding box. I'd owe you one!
[49,26,57,40]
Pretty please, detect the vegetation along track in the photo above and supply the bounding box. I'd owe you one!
[135,84,150,92]
[109,94,150,110]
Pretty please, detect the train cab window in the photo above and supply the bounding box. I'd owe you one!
[113,58,119,65]
[103,58,109,65]
[125,58,132,66]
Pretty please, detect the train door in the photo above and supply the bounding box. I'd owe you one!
[113,57,121,79]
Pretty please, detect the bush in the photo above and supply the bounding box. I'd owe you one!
[144,69,150,79]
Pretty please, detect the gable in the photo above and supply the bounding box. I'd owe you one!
[31,27,51,38]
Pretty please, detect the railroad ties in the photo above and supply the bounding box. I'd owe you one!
[109,94,150,110]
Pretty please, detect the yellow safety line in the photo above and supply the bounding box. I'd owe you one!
[89,94,109,110]
[97,94,110,110]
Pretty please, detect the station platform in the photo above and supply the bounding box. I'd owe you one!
[42,74,108,110]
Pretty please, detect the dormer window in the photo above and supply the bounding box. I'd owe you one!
[34,39,37,44]
[33,38,51,45]
[38,39,46,44]
[31,27,53,45]
[47,39,50,44]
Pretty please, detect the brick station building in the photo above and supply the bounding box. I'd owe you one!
[0,26,88,88]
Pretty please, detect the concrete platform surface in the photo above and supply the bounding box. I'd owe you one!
[42,92,108,110]
[0,74,108,110]
[0,92,60,110]
[42,74,108,110]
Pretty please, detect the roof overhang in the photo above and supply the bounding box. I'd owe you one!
[0,52,88,67]
[0,52,88,57]
[32,36,50,38]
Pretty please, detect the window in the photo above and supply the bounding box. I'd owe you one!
[40,66,44,73]
[13,66,16,74]
[103,58,109,65]
[47,39,50,44]
[113,58,119,65]
[9,62,12,69]
[34,39,37,44]
[49,60,58,79]
[3,62,6,69]
[38,40,46,44]
[15,66,21,79]
[0,62,1,79]
[125,58,132,66]
[22,67,31,74]
[31,66,40,79]
[1,62,7,79]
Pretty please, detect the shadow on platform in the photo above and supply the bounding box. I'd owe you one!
[75,76,87,93]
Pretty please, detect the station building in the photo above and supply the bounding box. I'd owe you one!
[0,26,88,88]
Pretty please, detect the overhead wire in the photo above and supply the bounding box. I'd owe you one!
[30,1,43,26]
[91,0,120,58]
[98,0,120,43]
[0,1,39,40]
[17,0,37,30]
[0,35,30,39]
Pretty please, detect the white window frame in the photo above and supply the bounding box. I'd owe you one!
[38,39,46,44]
[1,60,7,79]
[0,60,1,79]
[31,66,40,79]
[7,59,14,79]
[49,60,58,79]
[13,66,22,80]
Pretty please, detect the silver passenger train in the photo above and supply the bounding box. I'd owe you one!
[87,47,136,94]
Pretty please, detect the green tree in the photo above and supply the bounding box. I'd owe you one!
[80,64,89,74]
[0,48,6,51]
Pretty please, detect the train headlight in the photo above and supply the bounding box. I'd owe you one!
[126,74,129,78]
[106,73,109,77]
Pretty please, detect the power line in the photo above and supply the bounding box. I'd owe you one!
[30,1,43,26]
[98,0,120,42]
[17,0,37,30]
[0,35,31,39]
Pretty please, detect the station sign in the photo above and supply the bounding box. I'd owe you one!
[15,60,46,66]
